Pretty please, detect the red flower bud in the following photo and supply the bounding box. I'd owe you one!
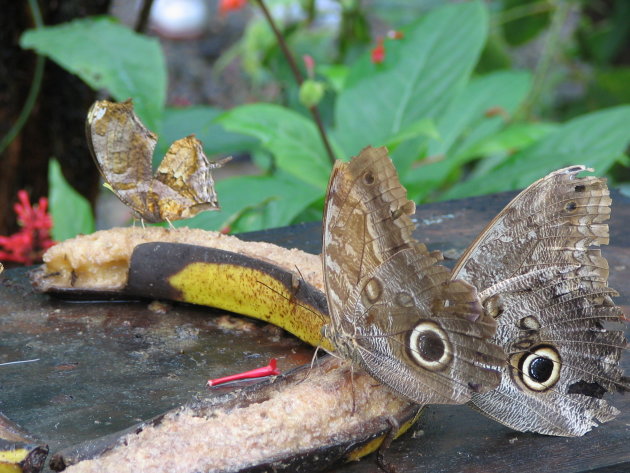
[371,37,385,64]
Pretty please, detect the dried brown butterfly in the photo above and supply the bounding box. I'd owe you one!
[453,166,628,436]
[86,100,228,223]
[322,146,504,405]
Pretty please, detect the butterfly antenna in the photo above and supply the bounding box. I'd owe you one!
[293,264,328,325]
[256,279,324,321]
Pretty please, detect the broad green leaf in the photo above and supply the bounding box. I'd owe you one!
[48,159,95,242]
[444,105,630,199]
[21,17,166,131]
[403,70,531,201]
[155,106,258,162]
[217,104,337,190]
[428,70,532,159]
[334,1,488,157]
[176,172,322,233]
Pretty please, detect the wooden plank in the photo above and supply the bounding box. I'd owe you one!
[1,189,628,472]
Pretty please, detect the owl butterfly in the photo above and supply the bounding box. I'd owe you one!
[453,166,628,436]
[322,146,504,405]
[86,100,228,224]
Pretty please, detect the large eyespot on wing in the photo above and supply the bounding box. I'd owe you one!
[407,320,454,372]
[510,345,562,392]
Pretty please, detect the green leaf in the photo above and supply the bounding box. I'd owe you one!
[428,70,532,159]
[48,159,95,242]
[175,172,322,233]
[155,106,258,161]
[318,64,349,93]
[217,104,337,190]
[20,16,166,131]
[334,1,488,157]
[402,69,531,201]
[384,118,439,151]
[459,122,558,160]
[444,105,630,199]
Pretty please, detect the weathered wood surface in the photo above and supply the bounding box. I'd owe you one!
[1,190,628,473]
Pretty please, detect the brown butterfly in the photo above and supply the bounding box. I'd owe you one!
[452,166,628,436]
[321,146,504,405]
[86,100,228,224]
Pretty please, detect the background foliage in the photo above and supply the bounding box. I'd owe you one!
[17,0,630,238]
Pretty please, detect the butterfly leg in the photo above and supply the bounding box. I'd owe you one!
[376,416,400,473]
[349,363,357,416]
[295,346,324,385]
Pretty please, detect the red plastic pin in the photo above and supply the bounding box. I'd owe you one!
[207,359,280,387]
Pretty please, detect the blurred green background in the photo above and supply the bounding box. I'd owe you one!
[2,0,630,248]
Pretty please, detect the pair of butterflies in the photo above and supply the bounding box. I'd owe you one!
[322,146,627,437]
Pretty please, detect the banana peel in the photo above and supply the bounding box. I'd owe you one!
[31,232,422,471]
[126,242,333,351]
[50,357,421,473]
[0,413,48,473]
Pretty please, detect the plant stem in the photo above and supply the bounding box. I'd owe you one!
[515,0,573,120]
[497,1,552,26]
[0,0,45,156]
[135,0,155,33]
[254,0,336,164]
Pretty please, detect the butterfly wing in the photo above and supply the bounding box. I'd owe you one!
[453,166,627,435]
[322,146,503,405]
[152,135,223,221]
[86,100,157,221]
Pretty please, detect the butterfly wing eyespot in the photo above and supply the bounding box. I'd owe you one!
[362,277,383,305]
[482,295,503,319]
[564,201,577,212]
[517,315,541,331]
[407,321,453,372]
[511,345,562,392]
[363,170,376,185]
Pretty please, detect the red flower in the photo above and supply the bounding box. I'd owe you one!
[371,37,385,64]
[219,0,247,15]
[0,190,55,265]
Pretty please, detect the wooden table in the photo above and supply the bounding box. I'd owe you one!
[1,191,628,473]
